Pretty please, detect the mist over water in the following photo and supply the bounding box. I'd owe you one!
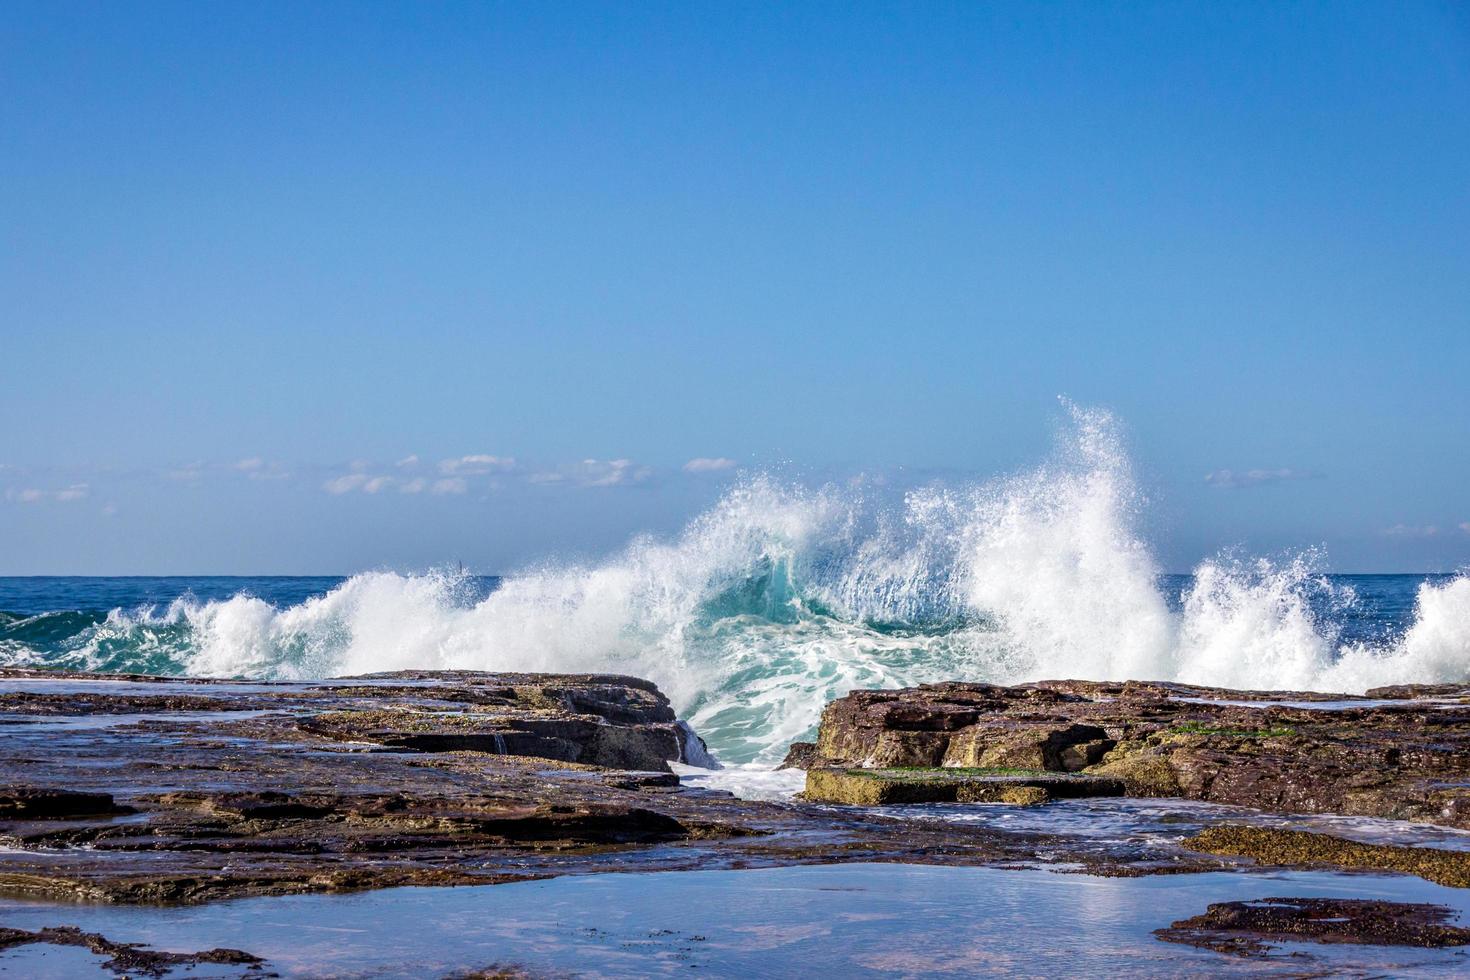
[3,404,1468,764]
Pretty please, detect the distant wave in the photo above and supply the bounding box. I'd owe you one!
[3,403,1467,763]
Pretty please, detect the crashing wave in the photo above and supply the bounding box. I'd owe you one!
[3,403,1467,764]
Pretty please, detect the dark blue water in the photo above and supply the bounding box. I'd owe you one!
[0,576,505,616]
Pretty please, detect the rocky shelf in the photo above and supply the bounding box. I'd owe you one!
[0,668,1231,906]
[789,678,1470,826]
[3,668,1470,912]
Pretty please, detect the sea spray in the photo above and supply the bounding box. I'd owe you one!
[3,405,1468,764]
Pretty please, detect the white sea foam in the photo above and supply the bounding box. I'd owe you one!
[14,403,1470,764]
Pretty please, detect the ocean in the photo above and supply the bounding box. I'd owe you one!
[4,406,1466,766]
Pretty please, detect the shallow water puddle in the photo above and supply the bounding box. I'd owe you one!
[881,796,1470,852]
[3,863,1469,977]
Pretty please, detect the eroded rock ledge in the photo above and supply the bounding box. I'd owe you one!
[1,668,1219,906]
[793,679,1470,825]
[7,668,1470,914]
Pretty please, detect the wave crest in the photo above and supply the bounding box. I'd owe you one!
[4,405,1468,763]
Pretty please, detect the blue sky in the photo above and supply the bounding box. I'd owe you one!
[2,1,1468,574]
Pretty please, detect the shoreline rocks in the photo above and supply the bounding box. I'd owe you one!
[6,667,1470,912]
[293,672,689,771]
[2,667,1206,906]
[1154,898,1470,957]
[794,679,1470,826]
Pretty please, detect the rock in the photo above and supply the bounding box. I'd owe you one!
[801,680,1470,827]
[0,787,129,820]
[2,668,1206,905]
[778,742,819,770]
[1154,898,1470,956]
[300,707,686,772]
[0,924,262,977]
[1086,743,1182,796]
[940,723,1112,771]
[802,768,1124,806]
[1365,683,1470,700]
[295,673,688,772]
[600,771,681,790]
[1180,826,1470,888]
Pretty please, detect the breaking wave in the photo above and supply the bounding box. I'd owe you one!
[3,403,1467,763]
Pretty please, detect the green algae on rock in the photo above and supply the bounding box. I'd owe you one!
[802,767,1123,806]
[1181,825,1470,888]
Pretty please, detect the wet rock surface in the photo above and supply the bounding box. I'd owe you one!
[803,767,1124,806]
[0,668,1230,907]
[7,669,1470,977]
[1183,825,1470,888]
[797,678,1470,826]
[1154,897,1470,956]
[0,924,264,977]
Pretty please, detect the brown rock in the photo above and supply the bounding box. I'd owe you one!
[0,787,128,820]
[802,679,1470,827]
[1155,898,1470,956]
[1181,825,1470,888]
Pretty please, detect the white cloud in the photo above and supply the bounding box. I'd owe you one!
[683,457,736,473]
[1382,523,1441,538]
[323,473,371,495]
[166,458,289,482]
[1461,522,1470,535]
[396,454,420,469]
[580,458,650,487]
[324,472,403,495]
[312,455,658,494]
[528,459,654,488]
[236,457,289,481]
[439,455,515,476]
[6,483,89,503]
[1204,468,1318,489]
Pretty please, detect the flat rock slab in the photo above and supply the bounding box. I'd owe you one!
[803,768,1126,806]
[1182,825,1470,888]
[1154,898,1470,956]
[794,678,1470,827]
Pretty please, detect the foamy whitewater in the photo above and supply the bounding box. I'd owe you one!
[3,405,1468,764]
